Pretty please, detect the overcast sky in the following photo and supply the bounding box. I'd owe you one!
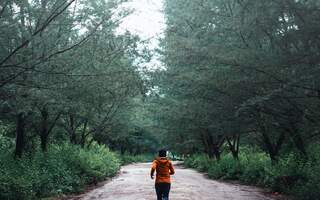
[118,0,165,40]
[117,0,165,71]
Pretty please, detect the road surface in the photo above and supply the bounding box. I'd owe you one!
[70,162,280,200]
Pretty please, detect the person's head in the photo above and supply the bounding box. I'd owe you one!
[158,149,167,157]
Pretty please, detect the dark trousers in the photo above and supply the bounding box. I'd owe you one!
[155,183,171,200]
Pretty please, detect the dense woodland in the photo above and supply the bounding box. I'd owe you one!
[155,0,320,161]
[0,0,320,199]
[0,0,155,199]
[0,0,158,156]
[151,0,320,199]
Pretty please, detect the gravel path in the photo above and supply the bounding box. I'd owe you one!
[70,162,280,200]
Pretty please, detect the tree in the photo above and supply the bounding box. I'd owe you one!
[155,0,320,161]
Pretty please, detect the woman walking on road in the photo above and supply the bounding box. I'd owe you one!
[150,149,175,200]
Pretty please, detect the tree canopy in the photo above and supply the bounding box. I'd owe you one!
[150,0,320,161]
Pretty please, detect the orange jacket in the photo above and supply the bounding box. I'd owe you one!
[151,157,175,183]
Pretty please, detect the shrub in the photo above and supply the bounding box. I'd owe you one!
[239,151,271,185]
[292,145,320,200]
[208,154,242,180]
[184,154,212,172]
[120,153,154,165]
[293,162,320,200]
[184,145,320,200]
[0,140,121,200]
[0,154,38,200]
[77,142,120,180]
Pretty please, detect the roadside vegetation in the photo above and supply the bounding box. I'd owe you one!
[148,1,320,200]
[0,138,120,200]
[184,145,320,200]
[0,0,158,199]
[120,153,155,165]
[0,131,155,200]
[1,0,320,200]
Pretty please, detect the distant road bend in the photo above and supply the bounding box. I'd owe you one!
[70,162,279,200]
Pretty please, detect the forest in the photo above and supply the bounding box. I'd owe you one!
[0,0,319,200]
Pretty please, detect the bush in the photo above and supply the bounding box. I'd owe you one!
[0,141,120,200]
[119,153,154,165]
[294,161,320,200]
[208,154,243,180]
[184,145,320,200]
[184,154,212,172]
[78,143,120,180]
[239,151,271,185]
[292,145,320,200]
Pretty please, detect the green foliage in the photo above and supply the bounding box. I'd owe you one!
[119,153,155,165]
[208,154,243,180]
[292,145,320,200]
[184,154,213,172]
[185,145,320,199]
[77,142,120,180]
[239,151,271,185]
[0,0,150,159]
[158,0,320,163]
[0,141,120,200]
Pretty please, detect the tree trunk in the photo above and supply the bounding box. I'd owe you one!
[80,119,88,148]
[15,113,26,158]
[172,152,176,160]
[257,112,287,164]
[287,123,307,157]
[120,146,125,155]
[200,130,213,158]
[226,134,240,160]
[260,127,278,163]
[202,129,224,161]
[212,145,221,161]
[40,107,49,152]
[69,114,77,144]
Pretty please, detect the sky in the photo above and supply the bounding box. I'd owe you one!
[117,0,166,71]
[118,0,165,40]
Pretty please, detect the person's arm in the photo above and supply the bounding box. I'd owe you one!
[169,161,175,175]
[150,160,157,179]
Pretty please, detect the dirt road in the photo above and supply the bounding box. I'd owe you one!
[72,162,278,200]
